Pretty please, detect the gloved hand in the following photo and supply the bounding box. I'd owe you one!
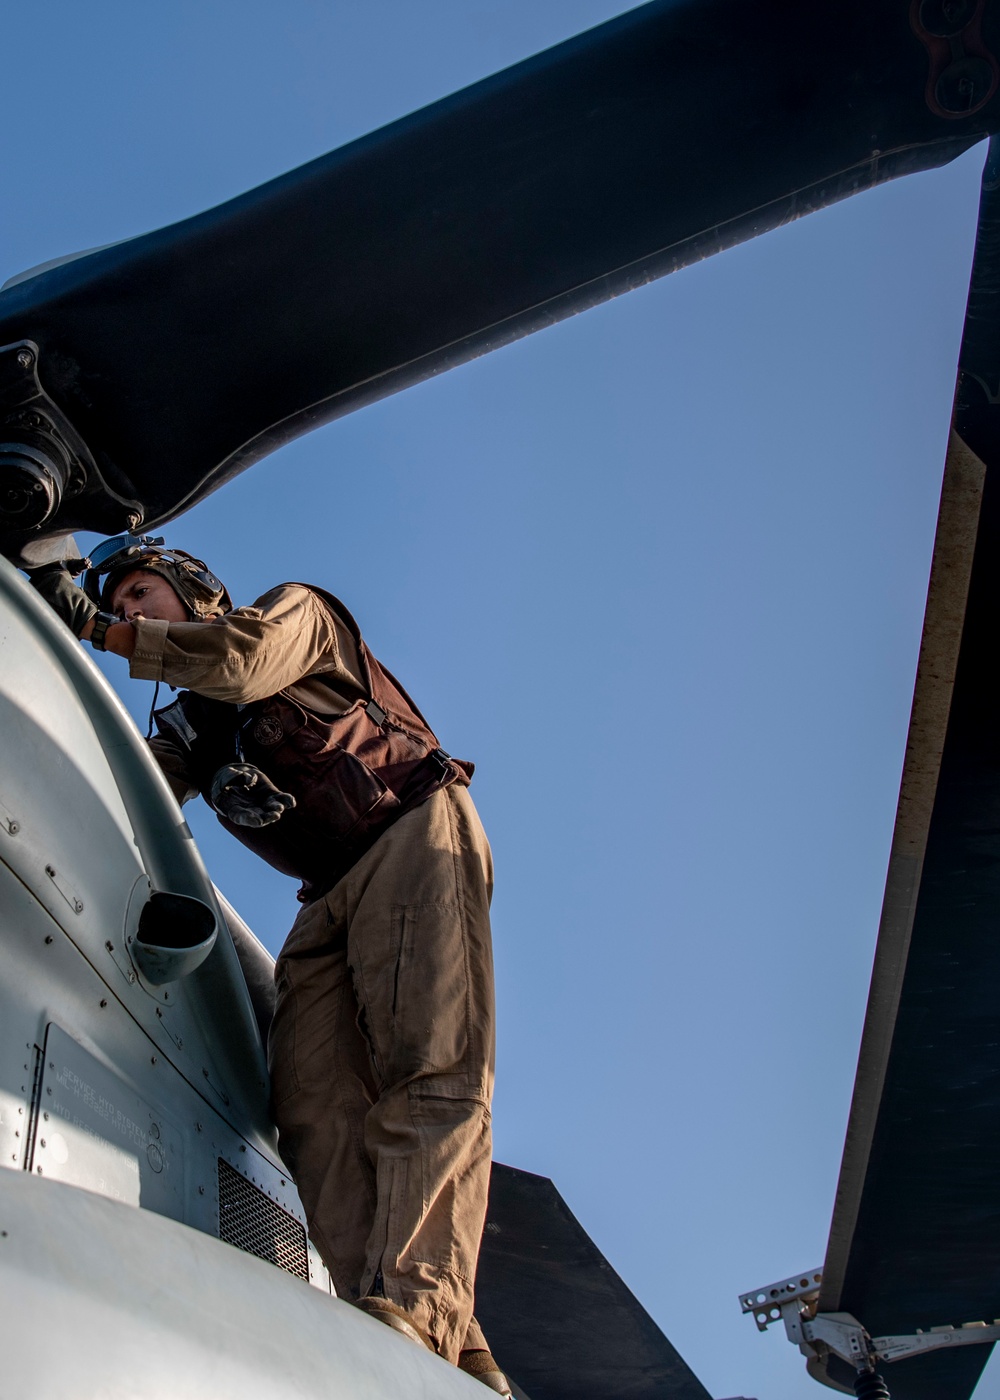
[28,562,97,636]
[210,763,296,828]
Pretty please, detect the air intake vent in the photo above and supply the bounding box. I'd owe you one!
[217,1157,309,1281]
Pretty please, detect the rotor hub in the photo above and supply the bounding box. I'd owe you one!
[0,440,67,530]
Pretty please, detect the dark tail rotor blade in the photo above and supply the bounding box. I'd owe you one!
[2,0,998,543]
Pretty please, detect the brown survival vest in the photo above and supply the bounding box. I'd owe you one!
[153,587,473,902]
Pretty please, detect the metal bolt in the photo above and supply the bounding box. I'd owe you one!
[14,1131,19,1139]
[918,0,974,37]
[45,866,55,878]
[151,1056,157,1065]
[195,1122,202,1133]
[43,1113,48,1122]
[198,1185,205,1195]
[7,821,18,835]
[72,900,83,914]
[46,1088,51,1096]
[105,940,114,952]
[16,349,33,369]
[44,936,53,945]
[99,999,107,1009]
[935,55,993,113]
[39,1139,46,1149]
[36,1166,42,1174]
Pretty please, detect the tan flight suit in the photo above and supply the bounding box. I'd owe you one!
[132,585,496,1362]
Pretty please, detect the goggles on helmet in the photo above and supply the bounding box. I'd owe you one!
[81,533,232,619]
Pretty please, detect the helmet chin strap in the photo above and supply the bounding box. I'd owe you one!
[146,681,161,740]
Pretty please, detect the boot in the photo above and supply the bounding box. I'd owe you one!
[458,1348,514,1397]
[353,1295,433,1351]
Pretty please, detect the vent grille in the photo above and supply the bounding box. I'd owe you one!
[217,1157,309,1281]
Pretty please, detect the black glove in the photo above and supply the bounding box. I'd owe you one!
[28,562,97,637]
[210,763,296,828]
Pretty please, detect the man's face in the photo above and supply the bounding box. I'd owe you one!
[110,568,191,624]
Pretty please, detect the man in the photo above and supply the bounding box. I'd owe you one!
[29,539,508,1396]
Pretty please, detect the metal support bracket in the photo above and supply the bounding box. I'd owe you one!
[740,1266,1000,1376]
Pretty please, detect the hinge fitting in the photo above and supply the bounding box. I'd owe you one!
[740,1267,1000,1374]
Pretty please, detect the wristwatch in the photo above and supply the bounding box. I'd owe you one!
[89,611,119,651]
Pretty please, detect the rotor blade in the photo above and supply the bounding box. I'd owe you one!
[476,1163,713,1400]
[1,0,998,544]
[813,141,1000,1400]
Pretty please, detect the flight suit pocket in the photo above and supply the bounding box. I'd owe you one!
[383,902,470,1086]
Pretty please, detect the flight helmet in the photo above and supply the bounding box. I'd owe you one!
[81,533,233,619]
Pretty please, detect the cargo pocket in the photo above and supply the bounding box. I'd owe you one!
[300,745,397,841]
[383,903,470,1086]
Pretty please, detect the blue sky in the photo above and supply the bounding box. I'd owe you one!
[3,4,995,1397]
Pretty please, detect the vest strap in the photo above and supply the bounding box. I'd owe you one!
[365,699,388,726]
